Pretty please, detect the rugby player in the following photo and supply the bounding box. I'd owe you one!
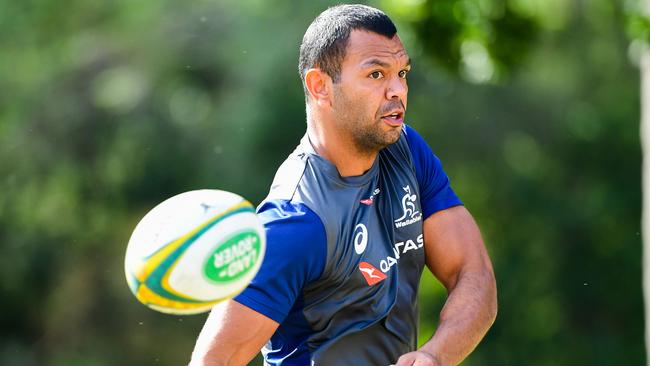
[190,4,497,365]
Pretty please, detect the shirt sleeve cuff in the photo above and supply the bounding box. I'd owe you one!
[422,188,464,219]
[233,292,287,324]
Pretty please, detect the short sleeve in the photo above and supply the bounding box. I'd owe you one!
[404,124,463,219]
[233,199,327,324]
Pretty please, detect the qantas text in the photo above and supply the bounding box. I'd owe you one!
[379,234,424,273]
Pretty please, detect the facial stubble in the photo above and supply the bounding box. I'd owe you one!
[331,84,402,155]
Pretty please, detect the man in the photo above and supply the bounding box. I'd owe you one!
[190,4,496,366]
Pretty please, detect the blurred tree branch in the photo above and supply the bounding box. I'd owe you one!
[385,0,541,83]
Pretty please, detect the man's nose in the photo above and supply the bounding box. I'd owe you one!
[386,75,407,101]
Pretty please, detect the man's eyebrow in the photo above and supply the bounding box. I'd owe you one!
[361,58,390,68]
[360,57,412,69]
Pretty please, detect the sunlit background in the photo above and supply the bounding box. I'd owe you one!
[0,0,644,364]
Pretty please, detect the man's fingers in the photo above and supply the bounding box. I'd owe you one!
[413,359,434,366]
[394,354,418,366]
[393,354,413,366]
[393,351,437,366]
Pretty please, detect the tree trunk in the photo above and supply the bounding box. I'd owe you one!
[643,25,650,365]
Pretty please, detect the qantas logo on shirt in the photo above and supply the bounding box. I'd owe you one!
[358,233,424,285]
[394,185,422,228]
[380,234,424,272]
[360,188,380,205]
[358,262,387,285]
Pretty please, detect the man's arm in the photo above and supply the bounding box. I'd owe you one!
[189,201,326,365]
[189,300,279,366]
[395,205,497,366]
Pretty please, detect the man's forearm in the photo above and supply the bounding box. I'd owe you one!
[189,301,278,366]
[420,269,497,366]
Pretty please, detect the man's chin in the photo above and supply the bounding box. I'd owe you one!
[384,126,402,145]
[370,130,402,152]
[353,124,403,152]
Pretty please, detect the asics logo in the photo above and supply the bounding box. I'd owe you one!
[353,223,368,254]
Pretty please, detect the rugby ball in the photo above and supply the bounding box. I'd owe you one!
[124,189,265,315]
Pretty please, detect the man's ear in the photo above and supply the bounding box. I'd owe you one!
[304,68,331,107]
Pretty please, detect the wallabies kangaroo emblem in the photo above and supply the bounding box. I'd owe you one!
[395,185,420,223]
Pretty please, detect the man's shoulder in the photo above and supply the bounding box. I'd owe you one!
[262,136,332,220]
[256,199,326,242]
[265,146,310,202]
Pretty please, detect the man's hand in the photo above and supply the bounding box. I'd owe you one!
[392,350,441,366]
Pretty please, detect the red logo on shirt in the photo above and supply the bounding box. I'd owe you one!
[358,262,387,286]
[360,188,380,206]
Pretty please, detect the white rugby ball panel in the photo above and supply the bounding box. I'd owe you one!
[126,190,243,259]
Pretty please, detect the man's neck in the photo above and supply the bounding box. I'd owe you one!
[306,121,377,178]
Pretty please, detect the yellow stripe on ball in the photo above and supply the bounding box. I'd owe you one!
[136,284,222,314]
[160,201,254,299]
[134,200,254,286]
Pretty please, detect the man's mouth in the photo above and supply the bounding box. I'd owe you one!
[381,111,404,127]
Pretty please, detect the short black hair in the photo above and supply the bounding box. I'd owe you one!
[298,4,397,97]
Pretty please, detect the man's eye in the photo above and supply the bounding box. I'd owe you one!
[370,71,383,79]
[398,70,409,78]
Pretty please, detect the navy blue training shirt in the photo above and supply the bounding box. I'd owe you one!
[235,124,462,365]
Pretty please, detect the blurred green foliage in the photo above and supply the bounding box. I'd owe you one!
[0,0,643,365]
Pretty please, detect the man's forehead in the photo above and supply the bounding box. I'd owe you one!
[345,30,409,65]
